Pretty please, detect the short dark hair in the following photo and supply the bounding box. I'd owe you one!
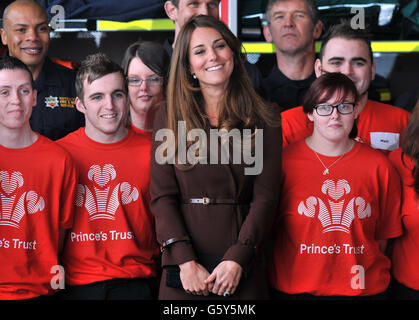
[169,0,220,9]
[319,20,373,63]
[0,55,34,87]
[303,72,359,139]
[169,0,180,7]
[265,0,320,25]
[76,53,126,100]
[121,41,170,89]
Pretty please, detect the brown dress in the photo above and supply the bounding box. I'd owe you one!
[150,105,282,300]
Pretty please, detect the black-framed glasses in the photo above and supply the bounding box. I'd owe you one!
[313,103,356,116]
[127,76,163,87]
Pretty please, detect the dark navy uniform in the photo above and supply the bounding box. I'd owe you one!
[261,63,316,112]
[31,57,84,140]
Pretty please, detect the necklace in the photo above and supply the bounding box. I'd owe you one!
[312,150,346,175]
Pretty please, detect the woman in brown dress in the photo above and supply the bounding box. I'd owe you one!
[150,15,282,300]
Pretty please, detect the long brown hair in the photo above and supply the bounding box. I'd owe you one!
[401,102,419,198]
[166,15,279,167]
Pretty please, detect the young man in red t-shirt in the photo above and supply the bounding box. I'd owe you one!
[281,22,410,155]
[57,53,160,300]
[0,56,77,300]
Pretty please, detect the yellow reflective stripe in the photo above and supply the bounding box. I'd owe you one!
[242,41,419,53]
[97,19,175,31]
[371,41,419,52]
[380,91,392,102]
[242,42,275,53]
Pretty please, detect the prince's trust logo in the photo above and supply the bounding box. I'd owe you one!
[0,171,45,229]
[76,164,138,220]
[298,179,371,233]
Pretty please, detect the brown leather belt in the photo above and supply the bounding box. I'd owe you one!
[184,197,237,205]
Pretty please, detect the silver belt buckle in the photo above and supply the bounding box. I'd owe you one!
[202,197,210,205]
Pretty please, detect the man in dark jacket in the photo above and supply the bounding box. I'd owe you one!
[261,0,322,111]
[1,0,84,140]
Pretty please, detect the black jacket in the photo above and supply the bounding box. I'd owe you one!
[31,57,84,140]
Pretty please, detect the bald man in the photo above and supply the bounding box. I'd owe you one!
[1,0,84,140]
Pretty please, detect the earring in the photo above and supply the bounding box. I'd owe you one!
[192,73,197,79]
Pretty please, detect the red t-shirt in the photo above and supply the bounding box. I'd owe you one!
[130,123,152,140]
[57,128,159,286]
[0,135,77,299]
[269,140,403,296]
[388,148,419,290]
[281,100,410,155]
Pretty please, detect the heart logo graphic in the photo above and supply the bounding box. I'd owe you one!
[88,164,116,188]
[0,171,24,195]
[321,179,351,201]
[25,190,45,214]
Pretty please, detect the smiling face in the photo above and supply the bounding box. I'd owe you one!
[308,90,358,144]
[1,2,49,77]
[263,0,321,55]
[127,57,165,117]
[76,72,128,143]
[188,27,234,92]
[315,37,376,99]
[0,68,36,131]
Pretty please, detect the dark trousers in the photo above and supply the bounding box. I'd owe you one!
[387,278,419,300]
[59,277,158,300]
[270,288,388,300]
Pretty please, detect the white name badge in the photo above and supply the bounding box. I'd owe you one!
[370,132,400,151]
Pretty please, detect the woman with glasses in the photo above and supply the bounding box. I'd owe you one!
[269,72,402,299]
[122,41,170,139]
